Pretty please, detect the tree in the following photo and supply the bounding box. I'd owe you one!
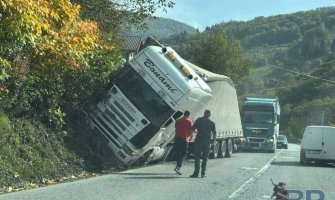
[70,0,175,33]
[188,31,251,86]
[0,0,117,128]
[299,24,331,58]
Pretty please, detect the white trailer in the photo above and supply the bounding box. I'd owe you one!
[185,62,244,159]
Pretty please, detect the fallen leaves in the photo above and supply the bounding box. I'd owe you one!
[1,172,101,194]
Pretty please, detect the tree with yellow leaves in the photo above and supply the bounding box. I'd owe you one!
[0,0,117,128]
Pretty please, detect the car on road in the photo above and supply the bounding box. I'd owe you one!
[300,126,335,164]
[276,135,288,149]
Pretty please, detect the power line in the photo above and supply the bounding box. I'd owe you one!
[244,55,335,84]
[267,63,335,84]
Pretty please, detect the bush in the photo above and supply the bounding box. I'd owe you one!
[0,110,82,188]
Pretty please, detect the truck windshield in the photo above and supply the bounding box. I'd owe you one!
[243,105,274,112]
[114,65,175,128]
[243,111,273,124]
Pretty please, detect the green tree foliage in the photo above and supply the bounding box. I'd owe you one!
[125,18,197,40]
[187,31,251,86]
[0,0,118,128]
[276,61,335,141]
[70,0,175,33]
[291,23,331,58]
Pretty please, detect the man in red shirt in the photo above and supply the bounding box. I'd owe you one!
[174,110,193,175]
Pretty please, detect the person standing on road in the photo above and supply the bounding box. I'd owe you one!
[190,109,216,178]
[174,110,193,175]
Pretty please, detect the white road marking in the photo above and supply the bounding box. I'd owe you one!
[240,167,258,170]
[228,150,283,199]
[276,156,295,159]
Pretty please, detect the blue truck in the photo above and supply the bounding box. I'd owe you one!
[241,97,280,153]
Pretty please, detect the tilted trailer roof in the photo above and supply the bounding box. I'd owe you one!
[186,61,243,138]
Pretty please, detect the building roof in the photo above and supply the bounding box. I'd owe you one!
[120,35,143,52]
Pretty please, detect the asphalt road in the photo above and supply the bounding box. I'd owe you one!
[1,144,334,200]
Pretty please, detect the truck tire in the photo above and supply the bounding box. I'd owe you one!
[161,144,175,162]
[209,141,219,159]
[133,150,152,166]
[217,140,226,158]
[225,139,233,158]
[269,143,276,153]
[300,155,311,165]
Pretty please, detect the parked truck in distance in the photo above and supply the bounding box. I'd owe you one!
[85,40,243,166]
[241,97,280,153]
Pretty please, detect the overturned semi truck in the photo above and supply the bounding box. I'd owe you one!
[85,41,244,166]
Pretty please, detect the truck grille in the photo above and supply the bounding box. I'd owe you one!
[247,128,268,135]
[90,115,122,148]
[89,98,138,147]
[105,108,126,130]
[113,100,135,123]
[248,137,266,143]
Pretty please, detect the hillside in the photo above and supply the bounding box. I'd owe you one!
[124,17,198,39]
[210,7,335,72]
[208,7,335,135]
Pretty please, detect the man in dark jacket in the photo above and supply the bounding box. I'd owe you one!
[190,109,216,178]
[174,110,193,175]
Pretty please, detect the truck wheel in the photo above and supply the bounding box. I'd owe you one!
[161,145,175,162]
[225,139,233,158]
[209,141,219,159]
[218,140,226,158]
[300,155,306,165]
[273,143,277,152]
[133,150,152,166]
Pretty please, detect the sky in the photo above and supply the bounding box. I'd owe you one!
[155,0,335,31]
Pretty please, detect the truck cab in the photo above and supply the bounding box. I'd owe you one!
[86,46,212,166]
[242,97,280,153]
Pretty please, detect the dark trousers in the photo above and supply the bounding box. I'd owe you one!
[174,137,188,169]
[193,138,211,176]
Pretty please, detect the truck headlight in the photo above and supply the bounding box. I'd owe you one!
[267,139,274,143]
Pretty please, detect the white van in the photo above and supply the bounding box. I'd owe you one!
[300,126,335,164]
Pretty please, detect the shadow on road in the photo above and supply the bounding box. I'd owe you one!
[271,160,335,168]
[124,176,187,179]
[113,172,187,179]
[237,151,276,154]
[115,172,174,176]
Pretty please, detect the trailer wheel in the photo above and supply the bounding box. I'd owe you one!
[225,139,233,158]
[209,141,219,159]
[218,140,226,158]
